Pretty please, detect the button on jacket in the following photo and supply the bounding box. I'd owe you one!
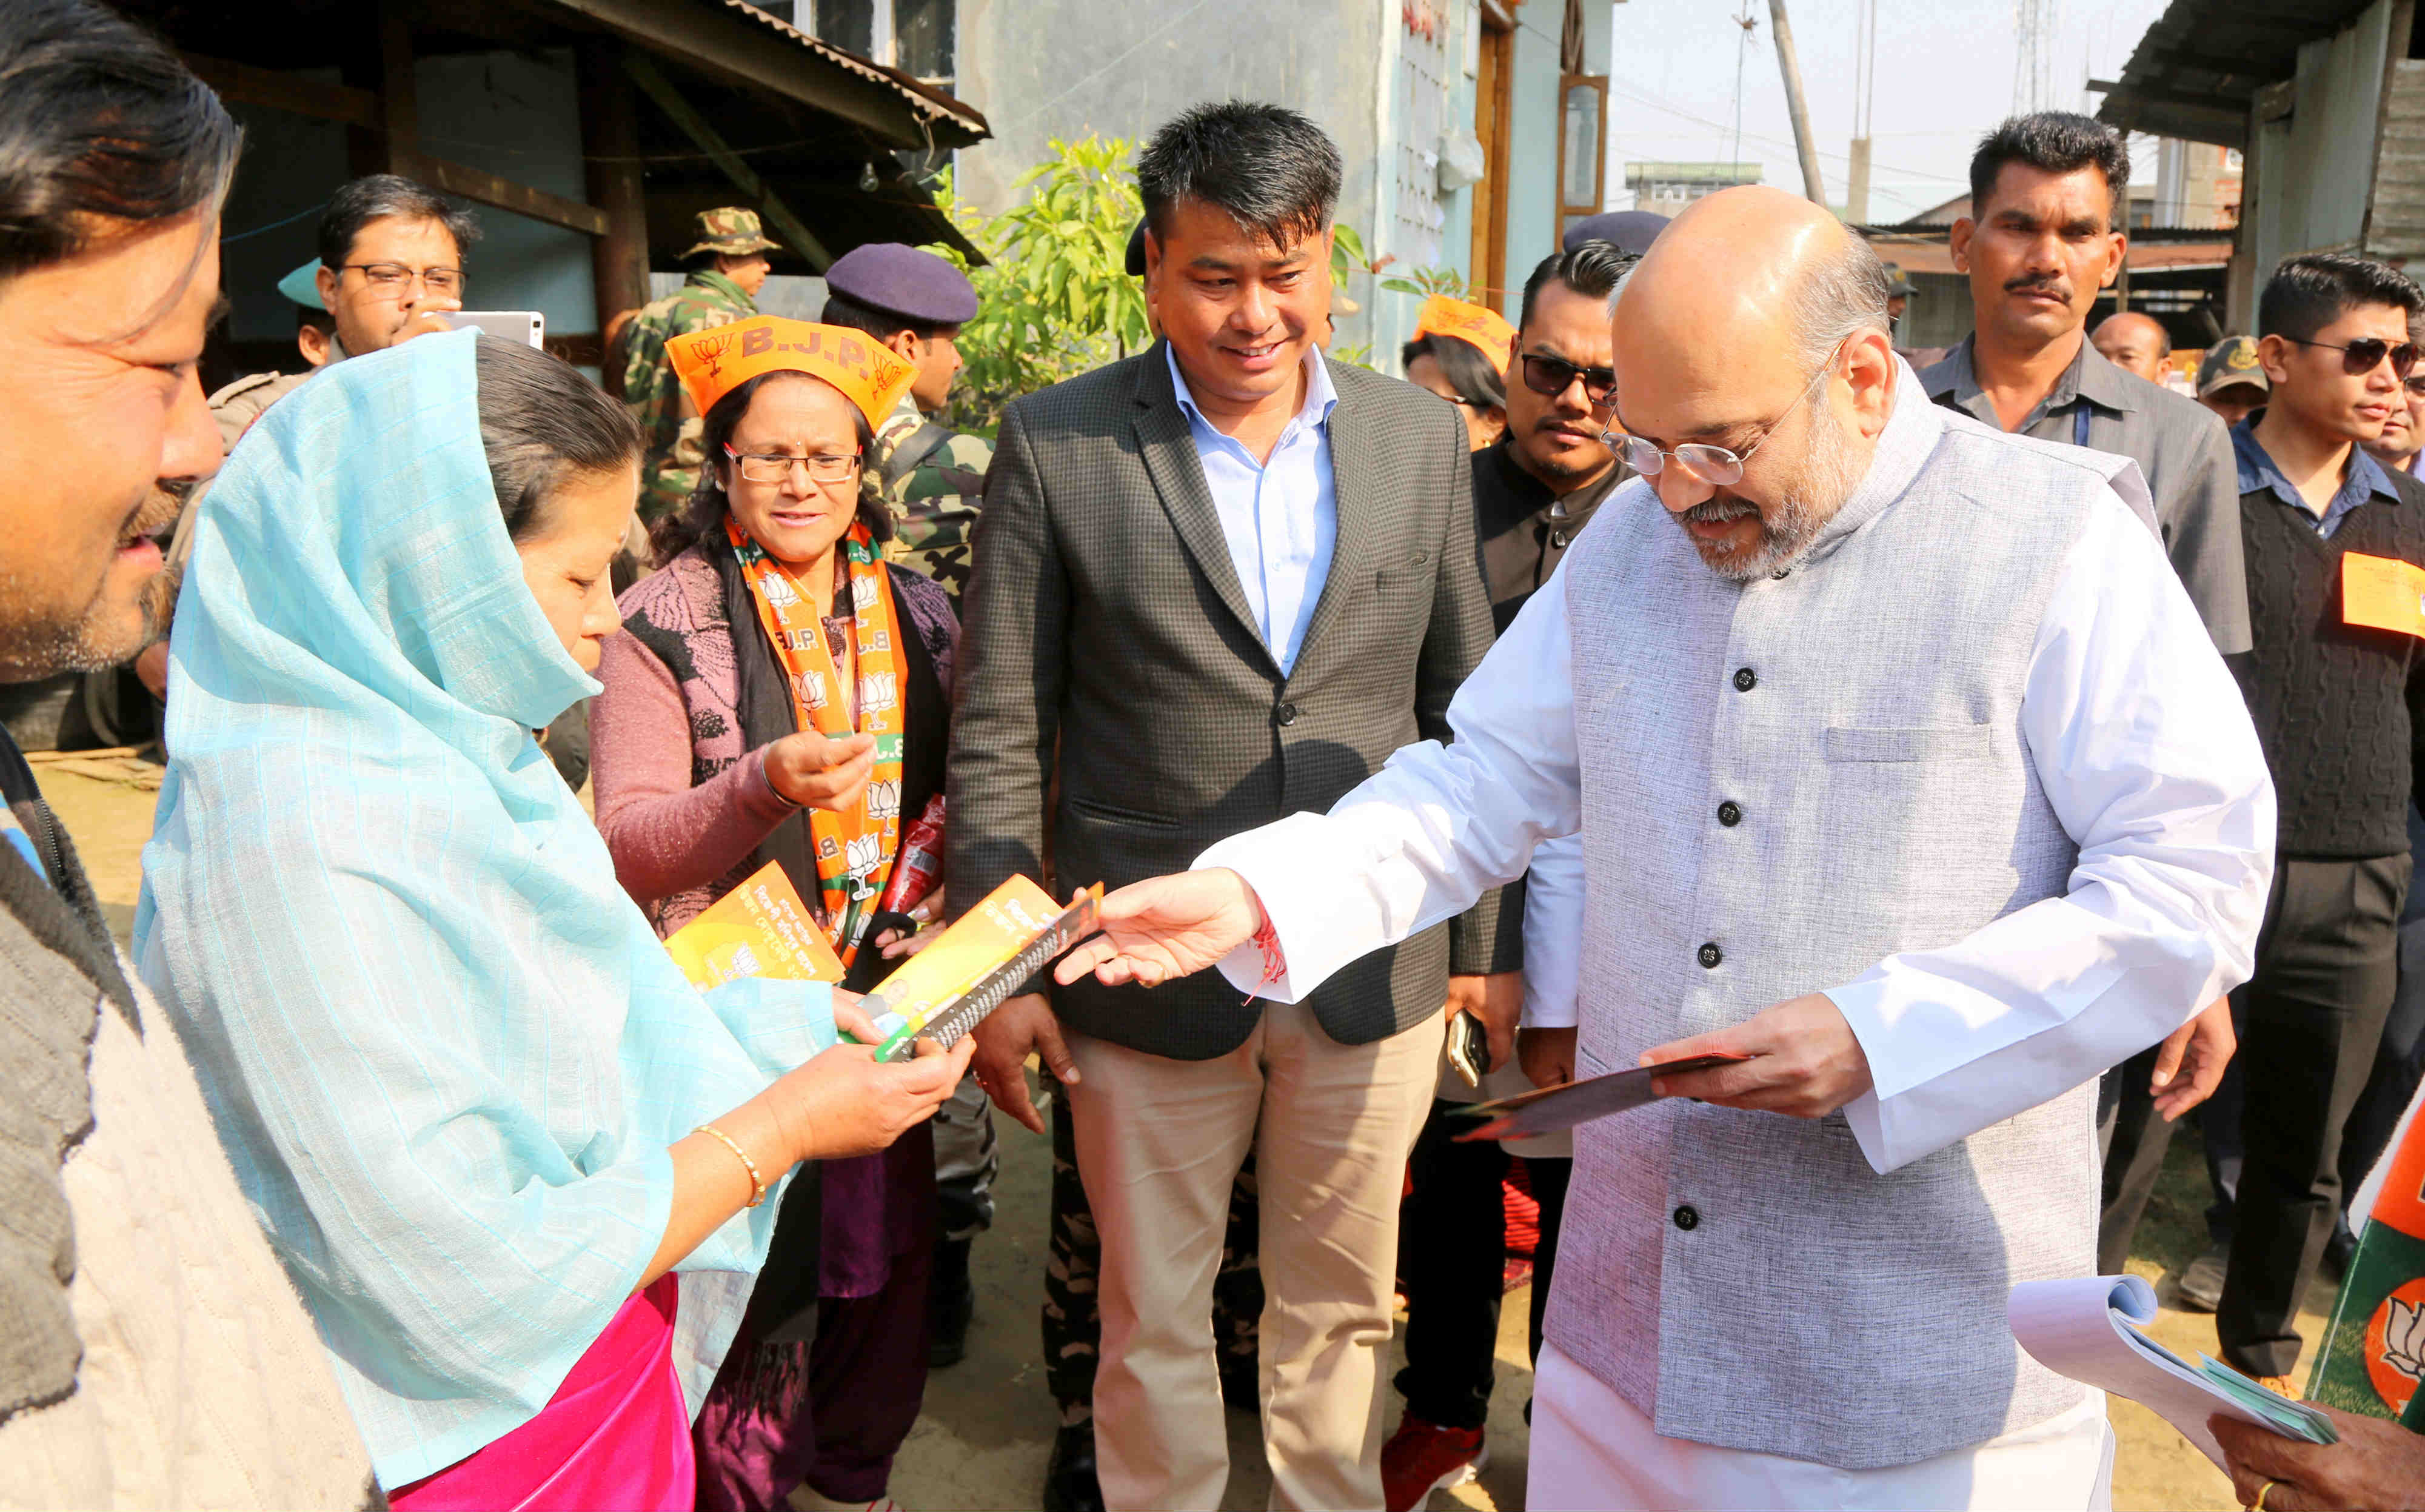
[1921,334,2252,655]
[951,341,1516,1058]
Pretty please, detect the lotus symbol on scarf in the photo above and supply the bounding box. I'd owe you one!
[761,572,801,610]
[865,779,900,820]
[795,672,826,710]
[858,672,897,711]
[2386,1296,2425,1382]
[844,834,883,875]
[852,574,880,610]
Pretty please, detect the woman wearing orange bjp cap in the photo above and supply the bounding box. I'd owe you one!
[590,315,962,1512]
[1402,293,1515,453]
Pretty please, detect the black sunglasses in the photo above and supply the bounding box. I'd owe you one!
[2290,335,2423,378]
[1519,351,1618,406]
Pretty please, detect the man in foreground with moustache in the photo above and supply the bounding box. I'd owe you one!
[1050,186,2277,1510]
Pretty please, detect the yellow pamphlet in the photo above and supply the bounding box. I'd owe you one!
[2343,552,2425,640]
[663,860,845,989]
[860,876,1104,1062]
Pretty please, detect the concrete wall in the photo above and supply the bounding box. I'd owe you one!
[2249,0,2393,276]
[215,49,598,349]
[1362,1,1611,361]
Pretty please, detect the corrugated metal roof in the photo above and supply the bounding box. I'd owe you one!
[2096,0,2380,147]
[713,0,989,146]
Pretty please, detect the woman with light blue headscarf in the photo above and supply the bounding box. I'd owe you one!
[134,329,973,1510]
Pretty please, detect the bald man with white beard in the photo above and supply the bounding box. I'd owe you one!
[1046,187,2278,1510]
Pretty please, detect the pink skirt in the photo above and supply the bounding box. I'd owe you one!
[390,1276,693,1512]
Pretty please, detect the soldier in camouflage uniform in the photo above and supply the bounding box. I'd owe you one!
[871,395,990,603]
[817,242,992,605]
[619,207,779,521]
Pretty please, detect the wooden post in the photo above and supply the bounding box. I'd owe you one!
[343,4,416,177]
[580,38,651,345]
[377,5,416,168]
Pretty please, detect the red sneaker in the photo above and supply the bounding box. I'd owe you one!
[1380,1414,1488,1512]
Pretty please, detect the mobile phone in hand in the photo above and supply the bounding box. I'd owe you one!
[1446,1012,1487,1089]
[438,310,546,347]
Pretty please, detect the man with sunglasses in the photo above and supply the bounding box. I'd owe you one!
[2363,343,2425,475]
[1476,241,1636,634]
[2205,252,2425,1394]
[1046,185,2273,1509]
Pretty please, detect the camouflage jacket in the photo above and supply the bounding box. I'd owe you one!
[621,269,757,520]
[872,389,991,606]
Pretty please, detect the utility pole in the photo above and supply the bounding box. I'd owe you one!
[1845,0,1876,223]
[1767,0,1829,209]
[1846,139,1872,224]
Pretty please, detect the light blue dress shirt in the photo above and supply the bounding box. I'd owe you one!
[1165,343,1339,674]
[2233,418,2399,539]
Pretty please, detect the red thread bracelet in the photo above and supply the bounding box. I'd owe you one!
[1242,911,1285,1006]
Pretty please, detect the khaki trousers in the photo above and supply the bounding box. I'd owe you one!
[1067,1000,1443,1512]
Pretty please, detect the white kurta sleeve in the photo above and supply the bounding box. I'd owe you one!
[1826,487,2276,1173]
[1519,836,1587,1030]
[1194,565,1587,1003]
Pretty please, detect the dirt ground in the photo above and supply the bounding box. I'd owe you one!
[44,760,2332,1512]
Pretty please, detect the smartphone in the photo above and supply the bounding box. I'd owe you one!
[1445,1012,1488,1089]
[439,310,546,347]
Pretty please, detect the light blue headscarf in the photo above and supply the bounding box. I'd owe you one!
[134,329,835,1488]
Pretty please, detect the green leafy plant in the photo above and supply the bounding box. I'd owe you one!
[923,136,1150,432]
[1378,264,1471,300]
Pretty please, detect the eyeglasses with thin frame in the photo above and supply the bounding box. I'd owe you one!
[723,444,861,486]
[1518,350,1618,406]
[340,261,465,299]
[2289,335,2423,378]
[1604,340,1846,487]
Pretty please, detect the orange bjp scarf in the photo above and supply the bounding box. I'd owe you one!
[726,517,906,962]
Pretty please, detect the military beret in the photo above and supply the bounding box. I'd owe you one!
[824,241,978,326]
[1562,209,1671,257]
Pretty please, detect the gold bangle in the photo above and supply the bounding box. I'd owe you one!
[2254,1480,2277,1512]
[694,1123,767,1208]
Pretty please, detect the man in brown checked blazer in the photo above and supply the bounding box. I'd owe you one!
[948,102,1518,1512]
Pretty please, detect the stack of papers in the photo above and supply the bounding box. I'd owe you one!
[2008,1274,2337,1467]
